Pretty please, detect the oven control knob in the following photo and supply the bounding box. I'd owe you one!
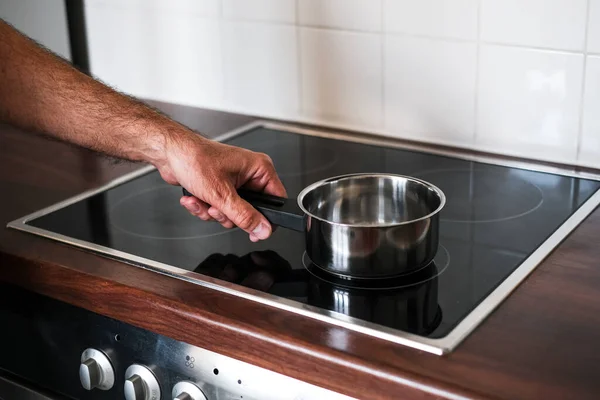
[172,381,207,400]
[124,364,161,400]
[79,348,115,391]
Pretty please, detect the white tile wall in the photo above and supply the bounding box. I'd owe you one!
[477,45,584,163]
[579,57,600,167]
[385,36,477,144]
[222,0,295,24]
[86,6,224,107]
[86,0,220,18]
[481,0,588,51]
[384,0,478,40]
[84,1,600,169]
[298,0,381,32]
[300,28,382,127]
[221,21,299,117]
[589,0,600,53]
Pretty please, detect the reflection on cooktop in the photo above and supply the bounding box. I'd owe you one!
[194,249,442,335]
[194,250,293,292]
[301,246,450,290]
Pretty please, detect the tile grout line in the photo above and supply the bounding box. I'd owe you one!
[94,3,595,54]
[575,0,592,164]
[473,0,482,145]
[213,17,591,57]
[482,40,587,56]
[380,0,386,129]
[217,0,228,110]
[98,3,594,55]
[193,15,595,57]
[295,0,304,119]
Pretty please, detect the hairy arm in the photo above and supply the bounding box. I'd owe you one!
[0,18,182,167]
[0,19,286,241]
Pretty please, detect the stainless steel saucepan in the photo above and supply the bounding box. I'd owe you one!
[184,173,445,279]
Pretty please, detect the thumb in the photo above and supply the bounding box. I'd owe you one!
[219,191,272,241]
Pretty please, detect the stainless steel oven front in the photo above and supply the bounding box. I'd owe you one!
[0,283,353,400]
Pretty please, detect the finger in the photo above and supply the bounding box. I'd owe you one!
[249,233,260,242]
[263,175,287,198]
[263,156,288,197]
[180,196,214,221]
[207,206,235,229]
[243,176,287,199]
[217,189,273,240]
[244,155,288,198]
[180,196,208,218]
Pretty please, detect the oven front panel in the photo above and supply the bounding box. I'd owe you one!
[0,283,351,400]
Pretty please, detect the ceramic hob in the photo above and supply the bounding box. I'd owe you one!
[9,122,600,355]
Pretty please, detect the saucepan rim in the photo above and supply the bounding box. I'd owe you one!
[296,172,446,228]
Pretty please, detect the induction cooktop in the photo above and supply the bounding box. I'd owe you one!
[8,121,600,355]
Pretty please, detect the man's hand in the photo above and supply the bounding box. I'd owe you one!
[156,133,287,242]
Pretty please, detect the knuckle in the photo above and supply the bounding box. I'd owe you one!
[234,207,256,230]
[211,211,225,222]
[258,152,273,167]
[261,152,273,163]
[196,209,208,217]
[209,184,230,204]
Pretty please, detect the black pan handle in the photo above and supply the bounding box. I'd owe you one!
[182,188,305,232]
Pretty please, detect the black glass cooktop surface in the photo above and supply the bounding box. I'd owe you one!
[15,124,600,352]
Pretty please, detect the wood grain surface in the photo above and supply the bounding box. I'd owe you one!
[2,100,600,400]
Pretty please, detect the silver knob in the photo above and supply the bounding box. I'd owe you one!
[124,364,161,400]
[79,348,114,391]
[172,381,207,400]
[125,375,146,399]
[79,359,100,390]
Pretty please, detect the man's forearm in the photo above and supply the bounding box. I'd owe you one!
[0,19,197,167]
[0,19,289,241]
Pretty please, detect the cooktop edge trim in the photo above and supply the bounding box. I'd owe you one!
[5,220,447,355]
[433,187,600,351]
[260,121,600,181]
[6,120,600,356]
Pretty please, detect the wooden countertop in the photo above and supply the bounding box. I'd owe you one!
[2,100,600,400]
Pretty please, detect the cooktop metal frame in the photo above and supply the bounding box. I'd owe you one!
[8,120,600,356]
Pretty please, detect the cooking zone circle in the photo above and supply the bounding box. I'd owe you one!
[109,186,237,239]
[412,169,544,223]
[301,244,450,290]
